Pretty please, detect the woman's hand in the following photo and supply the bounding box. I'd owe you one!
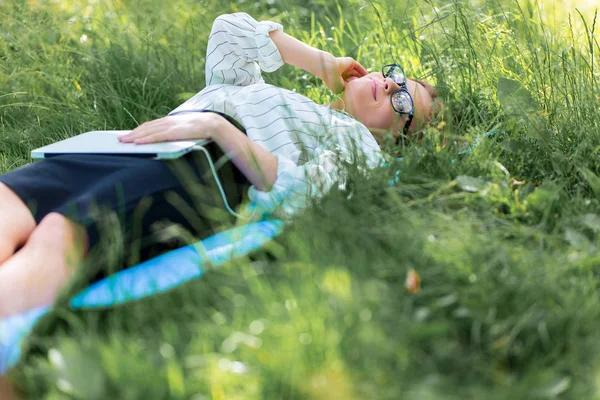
[118,112,219,144]
[322,56,368,94]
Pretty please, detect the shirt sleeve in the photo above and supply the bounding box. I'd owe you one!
[247,120,384,219]
[205,13,285,87]
[247,150,346,219]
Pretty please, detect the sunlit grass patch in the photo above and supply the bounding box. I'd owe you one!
[2,0,600,398]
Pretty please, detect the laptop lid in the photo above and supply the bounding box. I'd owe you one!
[31,130,211,160]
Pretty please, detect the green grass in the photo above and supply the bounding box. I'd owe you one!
[2,0,600,398]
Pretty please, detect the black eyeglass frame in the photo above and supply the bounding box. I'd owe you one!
[382,63,415,144]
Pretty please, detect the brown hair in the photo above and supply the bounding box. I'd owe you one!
[415,79,446,127]
[414,79,451,150]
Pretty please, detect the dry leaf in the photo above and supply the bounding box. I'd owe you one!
[405,269,421,294]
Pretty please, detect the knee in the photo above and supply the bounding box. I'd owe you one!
[0,239,17,261]
[28,213,88,252]
[33,213,71,240]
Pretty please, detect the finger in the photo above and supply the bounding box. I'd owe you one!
[353,61,369,76]
[119,124,153,142]
[120,128,152,142]
[121,126,163,142]
[134,131,171,144]
[345,69,362,79]
[119,119,167,141]
[121,123,166,142]
[343,66,365,80]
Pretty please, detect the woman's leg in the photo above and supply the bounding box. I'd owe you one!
[0,183,37,264]
[0,376,20,400]
[0,213,88,319]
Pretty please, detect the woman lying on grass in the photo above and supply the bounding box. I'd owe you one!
[0,12,438,319]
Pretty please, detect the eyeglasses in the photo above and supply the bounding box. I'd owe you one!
[382,63,414,143]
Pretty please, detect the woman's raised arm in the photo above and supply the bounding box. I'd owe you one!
[204,13,367,92]
[268,29,368,94]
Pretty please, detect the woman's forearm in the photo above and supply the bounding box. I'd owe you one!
[211,116,278,192]
[269,29,335,84]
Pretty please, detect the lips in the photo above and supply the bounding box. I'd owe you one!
[371,79,377,101]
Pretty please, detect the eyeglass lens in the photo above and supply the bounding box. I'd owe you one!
[391,91,413,113]
[384,65,406,86]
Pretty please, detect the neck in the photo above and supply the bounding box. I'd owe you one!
[325,98,383,144]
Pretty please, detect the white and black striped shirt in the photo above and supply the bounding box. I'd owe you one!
[169,13,382,217]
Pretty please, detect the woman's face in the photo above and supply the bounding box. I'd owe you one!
[342,72,433,140]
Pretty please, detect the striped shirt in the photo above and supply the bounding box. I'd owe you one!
[169,13,383,217]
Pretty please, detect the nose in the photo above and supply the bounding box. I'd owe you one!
[382,77,400,95]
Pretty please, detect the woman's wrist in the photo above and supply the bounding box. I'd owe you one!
[210,114,235,145]
[311,50,336,83]
[201,112,227,139]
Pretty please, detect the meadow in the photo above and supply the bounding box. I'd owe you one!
[1,0,600,398]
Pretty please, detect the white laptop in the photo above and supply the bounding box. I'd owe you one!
[31,130,211,160]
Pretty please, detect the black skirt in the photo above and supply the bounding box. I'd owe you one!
[0,140,250,264]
